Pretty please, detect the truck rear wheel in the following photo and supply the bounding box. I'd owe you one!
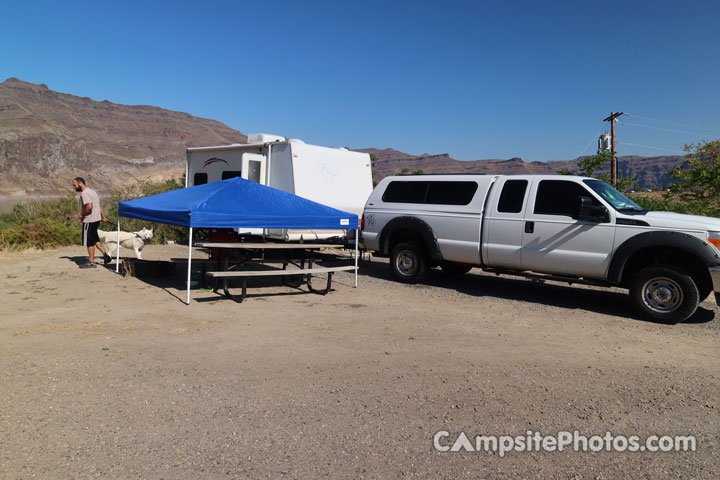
[629,265,700,324]
[391,242,428,283]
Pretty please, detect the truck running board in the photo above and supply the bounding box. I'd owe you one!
[481,268,614,288]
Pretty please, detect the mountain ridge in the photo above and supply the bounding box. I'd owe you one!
[0,78,687,207]
[357,149,686,189]
[0,78,246,200]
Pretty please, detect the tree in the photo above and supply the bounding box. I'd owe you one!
[557,151,636,192]
[577,151,613,178]
[667,140,720,217]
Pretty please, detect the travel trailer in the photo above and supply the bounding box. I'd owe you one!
[186,134,373,241]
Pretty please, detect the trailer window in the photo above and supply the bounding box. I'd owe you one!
[193,173,208,186]
[425,182,478,205]
[534,180,599,217]
[497,180,527,213]
[221,171,243,180]
[247,160,262,183]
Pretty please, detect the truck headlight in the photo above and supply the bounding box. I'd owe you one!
[708,232,720,248]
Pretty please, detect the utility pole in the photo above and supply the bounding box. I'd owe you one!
[602,112,627,187]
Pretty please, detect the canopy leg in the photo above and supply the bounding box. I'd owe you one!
[186,227,193,305]
[115,218,121,273]
[354,229,359,288]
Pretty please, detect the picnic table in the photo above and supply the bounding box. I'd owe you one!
[194,242,358,302]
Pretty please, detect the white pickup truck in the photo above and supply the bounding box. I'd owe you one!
[362,175,720,324]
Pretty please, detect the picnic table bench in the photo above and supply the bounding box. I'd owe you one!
[195,242,357,302]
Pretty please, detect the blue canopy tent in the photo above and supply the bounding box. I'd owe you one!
[116,177,359,303]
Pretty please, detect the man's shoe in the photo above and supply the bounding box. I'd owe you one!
[79,262,97,269]
[103,254,112,265]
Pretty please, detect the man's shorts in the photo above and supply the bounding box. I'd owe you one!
[82,221,101,247]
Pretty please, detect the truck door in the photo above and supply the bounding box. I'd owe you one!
[483,177,531,269]
[520,179,615,278]
[241,153,266,184]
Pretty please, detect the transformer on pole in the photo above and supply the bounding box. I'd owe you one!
[602,112,628,187]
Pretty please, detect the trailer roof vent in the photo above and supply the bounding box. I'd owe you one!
[247,133,286,144]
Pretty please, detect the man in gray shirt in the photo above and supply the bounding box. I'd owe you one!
[73,177,111,268]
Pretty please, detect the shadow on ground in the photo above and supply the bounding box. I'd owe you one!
[88,255,345,305]
[358,257,716,325]
[58,252,716,324]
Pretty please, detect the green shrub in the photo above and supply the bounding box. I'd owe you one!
[0,177,186,251]
[0,218,80,250]
[103,178,187,245]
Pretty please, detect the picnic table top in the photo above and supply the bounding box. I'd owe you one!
[194,242,341,250]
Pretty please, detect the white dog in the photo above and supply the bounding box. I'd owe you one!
[98,227,154,259]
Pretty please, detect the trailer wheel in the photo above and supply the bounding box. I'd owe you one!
[391,242,428,283]
[629,265,700,324]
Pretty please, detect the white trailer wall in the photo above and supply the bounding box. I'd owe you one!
[289,142,372,216]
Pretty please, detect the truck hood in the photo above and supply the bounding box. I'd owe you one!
[638,211,720,231]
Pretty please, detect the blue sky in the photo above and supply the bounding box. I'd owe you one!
[1,0,718,162]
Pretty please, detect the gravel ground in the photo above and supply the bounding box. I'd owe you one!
[0,245,718,479]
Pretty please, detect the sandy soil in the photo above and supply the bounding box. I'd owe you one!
[0,245,718,479]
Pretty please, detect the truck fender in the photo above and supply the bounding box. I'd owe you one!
[607,231,720,283]
[378,216,443,263]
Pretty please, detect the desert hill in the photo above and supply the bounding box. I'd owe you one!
[0,77,688,209]
[359,148,687,189]
[0,78,246,201]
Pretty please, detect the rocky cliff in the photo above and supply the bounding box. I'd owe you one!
[0,77,688,209]
[359,148,687,189]
[0,78,246,201]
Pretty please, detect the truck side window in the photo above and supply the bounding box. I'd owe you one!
[221,171,243,180]
[382,181,478,205]
[497,180,528,213]
[193,173,208,186]
[534,180,598,217]
[426,182,478,205]
[382,181,429,203]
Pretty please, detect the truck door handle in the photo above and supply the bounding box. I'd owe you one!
[524,221,534,234]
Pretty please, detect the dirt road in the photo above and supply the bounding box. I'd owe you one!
[1,245,718,478]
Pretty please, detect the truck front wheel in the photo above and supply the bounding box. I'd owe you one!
[391,242,428,283]
[629,265,700,324]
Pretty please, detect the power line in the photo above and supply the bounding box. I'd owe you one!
[616,141,686,155]
[621,121,717,138]
[630,114,718,134]
[577,130,604,158]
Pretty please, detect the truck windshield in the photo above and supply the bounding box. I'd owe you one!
[583,179,645,213]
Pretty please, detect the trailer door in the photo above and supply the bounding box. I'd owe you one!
[242,153,266,184]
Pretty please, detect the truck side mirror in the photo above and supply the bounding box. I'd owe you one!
[574,196,608,222]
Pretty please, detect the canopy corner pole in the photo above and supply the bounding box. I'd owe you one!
[186,227,193,305]
[354,229,359,288]
[115,218,120,273]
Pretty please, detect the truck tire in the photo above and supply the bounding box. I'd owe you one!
[441,262,472,277]
[697,282,713,302]
[391,242,428,283]
[629,265,700,324]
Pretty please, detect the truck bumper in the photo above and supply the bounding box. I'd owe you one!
[710,266,720,306]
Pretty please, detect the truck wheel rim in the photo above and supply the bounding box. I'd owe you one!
[642,277,682,313]
[396,251,417,276]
